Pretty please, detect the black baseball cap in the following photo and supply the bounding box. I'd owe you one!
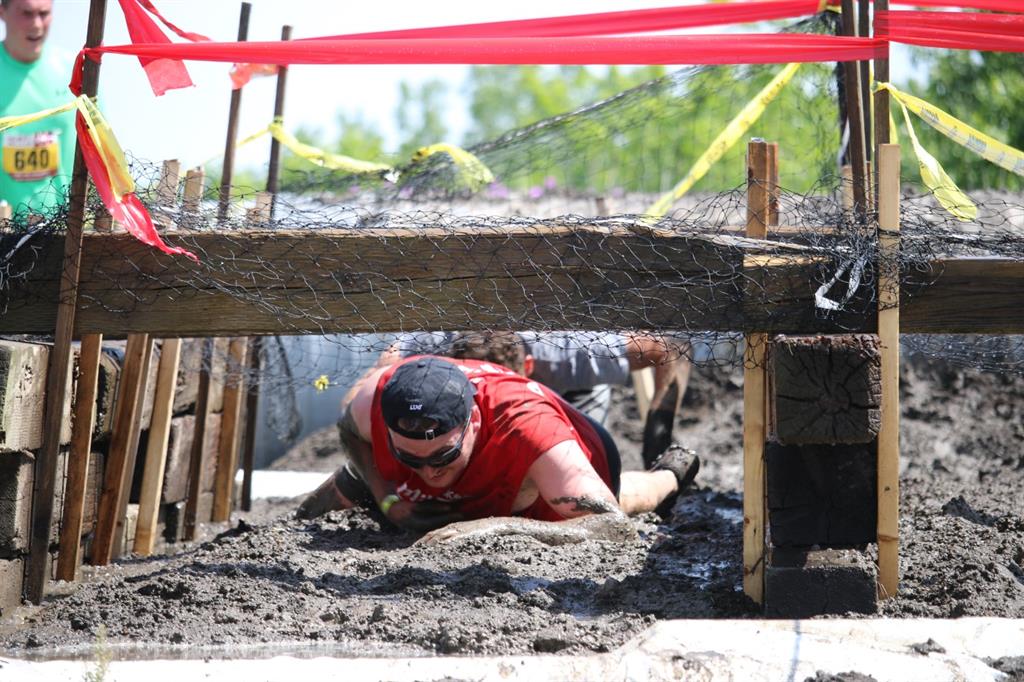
[380,357,476,440]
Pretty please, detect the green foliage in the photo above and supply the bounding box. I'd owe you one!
[395,79,450,160]
[907,50,1024,191]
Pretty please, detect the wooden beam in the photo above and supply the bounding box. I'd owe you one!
[111,334,154,557]
[54,334,102,581]
[876,143,900,599]
[743,139,772,605]
[25,0,108,605]
[133,338,181,555]
[240,338,260,512]
[3,230,1024,336]
[212,337,247,521]
[90,332,150,565]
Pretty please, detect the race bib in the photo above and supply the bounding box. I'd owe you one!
[2,131,61,182]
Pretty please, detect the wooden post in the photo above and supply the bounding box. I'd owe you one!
[265,25,293,217]
[876,143,900,598]
[217,2,252,223]
[90,333,150,565]
[212,337,247,521]
[25,0,108,604]
[0,202,11,220]
[183,338,214,540]
[873,0,891,214]
[858,0,872,164]
[54,334,102,581]
[133,338,182,555]
[743,140,772,604]
[839,0,868,221]
[183,168,204,213]
[111,335,154,557]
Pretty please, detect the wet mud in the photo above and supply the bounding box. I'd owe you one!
[2,356,1023,657]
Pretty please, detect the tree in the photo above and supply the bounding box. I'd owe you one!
[395,79,450,160]
[908,50,1024,191]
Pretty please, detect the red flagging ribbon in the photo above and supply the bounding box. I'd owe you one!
[135,0,211,42]
[85,34,887,69]
[75,114,197,261]
[878,11,1024,52]
[117,0,194,95]
[310,0,825,41]
[898,0,1024,11]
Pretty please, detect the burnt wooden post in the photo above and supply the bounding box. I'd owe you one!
[217,2,252,223]
[25,0,108,604]
[840,0,868,221]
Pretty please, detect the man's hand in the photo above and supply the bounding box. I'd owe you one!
[416,513,636,546]
[386,499,465,533]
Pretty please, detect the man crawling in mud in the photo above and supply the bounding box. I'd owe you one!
[297,333,699,544]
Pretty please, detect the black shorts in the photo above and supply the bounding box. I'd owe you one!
[582,413,622,498]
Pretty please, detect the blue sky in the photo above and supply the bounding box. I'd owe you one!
[32,1,915,173]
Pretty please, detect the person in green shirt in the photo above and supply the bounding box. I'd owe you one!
[0,0,75,217]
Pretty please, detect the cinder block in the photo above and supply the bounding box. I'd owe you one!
[771,334,881,445]
[0,340,72,450]
[765,548,877,617]
[0,556,24,617]
[201,412,222,494]
[162,415,195,503]
[173,338,202,416]
[767,441,877,547]
[93,347,121,441]
[0,451,33,557]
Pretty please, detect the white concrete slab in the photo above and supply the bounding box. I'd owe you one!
[2,618,1021,682]
[235,470,327,500]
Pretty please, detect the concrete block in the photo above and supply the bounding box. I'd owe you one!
[201,412,222,495]
[0,451,33,557]
[161,415,195,504]
[119,503,139,554]
[94,346,121,441]
[0,340,72,450]
[173,339,203,416]
[771,334,880,445]
[79,450,105,537]
[0,556,24,617]
[765,548,877,618]
[767,441,877,547]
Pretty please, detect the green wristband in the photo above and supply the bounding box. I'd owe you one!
[379,494,400,515]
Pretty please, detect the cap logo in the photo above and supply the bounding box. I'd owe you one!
[409,403,422,411]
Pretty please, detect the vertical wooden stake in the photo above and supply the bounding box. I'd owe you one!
[133,338,182,556]
[877,143,901,599]
[839,0,868,221]
[54,334,102,581]
[183,338,214,540]
[91,333,150,565]
[240,338,261,512]
[743,140,771,605]
[26,0,108,603]
[111,335,154,557]
[218,2,253,223]
[213,337,248,521]
[265,24,293,219]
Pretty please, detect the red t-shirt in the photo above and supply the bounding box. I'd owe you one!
[371,357,612,521]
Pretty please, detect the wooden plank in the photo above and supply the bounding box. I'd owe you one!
[90,333,150,565]
[631,368,655,422]
[111,335,154,557]
[133,338,182,555]
[876,144,900,599]
[4,231,1024,336]
[183,338,214,540]
[25,0,108,605]
[217,3,252,223]
[743,140,771,605]
[55,334,102,581]
[212,337,247,522]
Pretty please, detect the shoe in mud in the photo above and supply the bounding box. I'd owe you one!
[651,444,700,519]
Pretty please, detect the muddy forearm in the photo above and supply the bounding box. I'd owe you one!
[337,406,390,502]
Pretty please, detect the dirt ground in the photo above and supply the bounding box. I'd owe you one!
[1,353,1023,659]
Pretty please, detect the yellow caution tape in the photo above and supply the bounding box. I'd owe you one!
[877,82,1024,178]
[881,86,976,221]
[267,119,392,174]
[0,100,77,134]
[645,62,801,219]
[410,142,495,191]
[75,96,135,201]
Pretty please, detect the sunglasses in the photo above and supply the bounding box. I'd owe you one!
[387,418,470,470]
